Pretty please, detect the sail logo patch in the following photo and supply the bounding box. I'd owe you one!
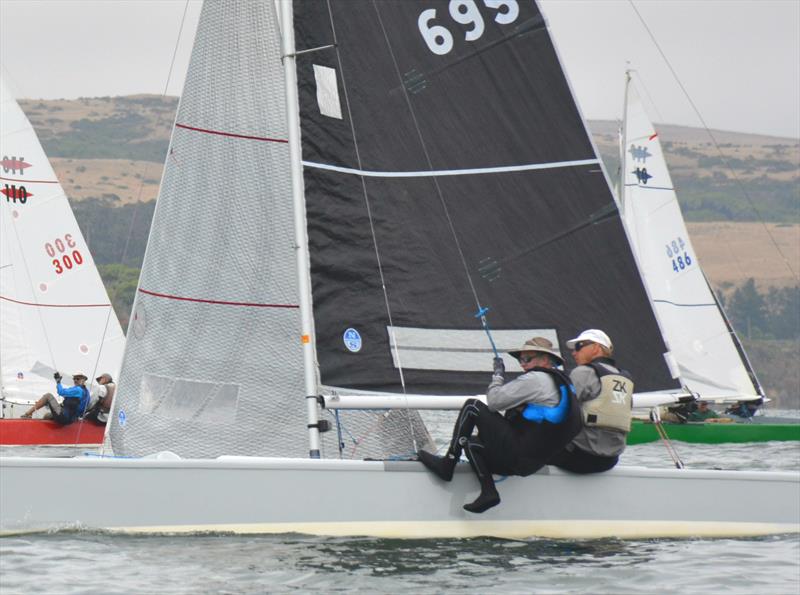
[628,144,651,163]
[632,167,652,185]
[2,184,31,203]
[343,328,362,352]
[1,156,31,174]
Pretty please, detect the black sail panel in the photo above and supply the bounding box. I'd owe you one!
[295,0,678,394]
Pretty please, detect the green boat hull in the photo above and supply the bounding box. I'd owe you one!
[628,420,800,445]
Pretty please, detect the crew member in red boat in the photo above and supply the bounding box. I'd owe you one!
[84,373,116,425]
[20,372,90,425]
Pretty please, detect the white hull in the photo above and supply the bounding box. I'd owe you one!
[1,456,797,539]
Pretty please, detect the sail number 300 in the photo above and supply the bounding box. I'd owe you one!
[418,0,520,55]
[45,234,84,275]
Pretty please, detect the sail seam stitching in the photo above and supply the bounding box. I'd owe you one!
[0,176,59,184]
[174,123,288,144]
[0,295,111,308]
[137,288,298,308]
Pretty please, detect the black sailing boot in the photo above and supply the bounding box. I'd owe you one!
[417,449,457,482]
[462,441,500,513]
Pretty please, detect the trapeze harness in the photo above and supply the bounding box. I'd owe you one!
[581,361,634,432]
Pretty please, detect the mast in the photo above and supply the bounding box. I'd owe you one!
[279,0,321,458]
[618,68,632,217]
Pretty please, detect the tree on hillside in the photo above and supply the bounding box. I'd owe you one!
[766,285,800,340]
[728,278,767,339]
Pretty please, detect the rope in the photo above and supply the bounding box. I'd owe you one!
[120,0,191,267]
[649,407,684,469]
[629,0,798,283]
[325,1,425,453]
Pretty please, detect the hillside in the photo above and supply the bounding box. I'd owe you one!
[14,96,800,406]
[19,95,800,222]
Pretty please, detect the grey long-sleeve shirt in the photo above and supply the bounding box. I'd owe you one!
[486,370,560,413]
[568,362,628,457]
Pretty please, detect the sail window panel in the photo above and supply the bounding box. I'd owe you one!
[388,327,559,372]
[313,65,343,120]
[139,374,240,424]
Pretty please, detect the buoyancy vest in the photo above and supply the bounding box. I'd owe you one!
[522,367,576,424]
[100,382,116,412]
[582,360,634,433]
[74,385,90,416]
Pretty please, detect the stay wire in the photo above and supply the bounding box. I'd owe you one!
[373,5,483,313]
[629,0,798,283]
[324,1,417,454]
[120,0,191,267]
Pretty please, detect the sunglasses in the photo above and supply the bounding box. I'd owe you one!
[572,341,592,352]
[519,354,538,364]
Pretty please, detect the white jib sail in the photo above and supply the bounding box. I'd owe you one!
[620,79,759,400]
[0,71,125,409]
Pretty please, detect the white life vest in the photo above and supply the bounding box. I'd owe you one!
[581,362,634,433]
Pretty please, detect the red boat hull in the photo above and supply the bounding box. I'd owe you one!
[0,419,105,446]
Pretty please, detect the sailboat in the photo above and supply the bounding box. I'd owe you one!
[618,71,799,444]
[0,70,124,445]
[1,0,797,538]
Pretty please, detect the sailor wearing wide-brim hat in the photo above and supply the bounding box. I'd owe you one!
[417,336,581,515]
[507,336,565,367]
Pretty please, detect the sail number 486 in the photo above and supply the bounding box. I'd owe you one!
[418,1,520,55]
[666,237,692,274]
[45,234,84,275]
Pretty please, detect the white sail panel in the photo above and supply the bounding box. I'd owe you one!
[0,72,125,407]
[621,82,759,399]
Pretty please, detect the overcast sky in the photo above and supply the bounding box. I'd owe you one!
[1,0,798,138]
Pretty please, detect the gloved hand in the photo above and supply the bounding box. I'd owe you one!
[492,357,505,377]
[53,371,62,382]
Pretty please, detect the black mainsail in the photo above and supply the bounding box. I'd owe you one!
[295,0,678,395]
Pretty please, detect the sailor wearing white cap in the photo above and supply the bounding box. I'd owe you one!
[549,329,634,473]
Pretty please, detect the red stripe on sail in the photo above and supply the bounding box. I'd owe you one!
[649,133,658,140]
[138,288,298,309]
[0,295,111,308]
[175,123,288,144]
[0,175,58,184]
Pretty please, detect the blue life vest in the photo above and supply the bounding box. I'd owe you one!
[522,367,575,424]
[63,386,90,417]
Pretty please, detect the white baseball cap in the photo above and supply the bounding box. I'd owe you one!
[566,329,612,350]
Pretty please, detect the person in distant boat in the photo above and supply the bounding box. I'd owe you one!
[688,400,720,422]
[21,372,91,425]
[725,400,761,419]
[549,329,634,474]
[83,373,116,425]
[417,337,581,514]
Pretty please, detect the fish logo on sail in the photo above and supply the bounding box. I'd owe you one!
[1,156,32,174]
[628,144,651,163]
[632,167,652,185]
